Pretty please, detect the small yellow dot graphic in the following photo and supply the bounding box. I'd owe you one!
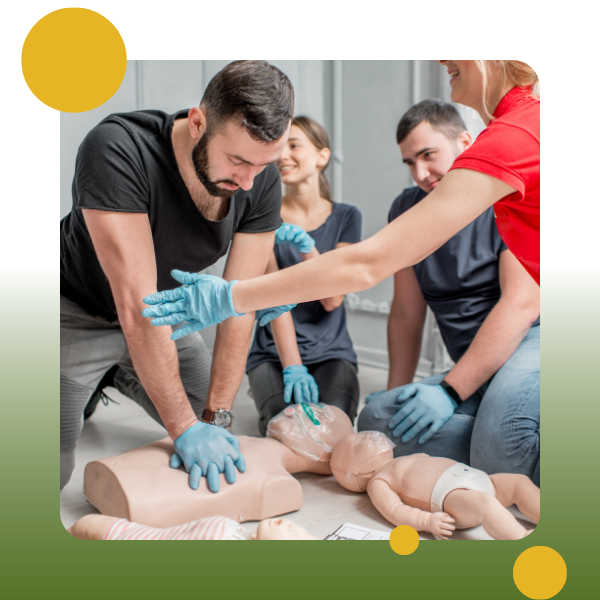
[513,546,567,599]
[389,525,419,555]
[22,8,126,112]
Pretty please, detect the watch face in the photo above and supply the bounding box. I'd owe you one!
[213,410,233,429]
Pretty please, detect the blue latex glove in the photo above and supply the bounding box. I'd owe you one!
[275,223,315,254]
[170,422,246,493]
[142,270,246,340]
[256,304,297,327]
[282,365,319,405]
[365,390,386,405]
[388,383,457,445]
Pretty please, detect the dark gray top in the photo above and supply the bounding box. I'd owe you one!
[247,202,362,371]
[60,109,282,321]
[389,186,539,363]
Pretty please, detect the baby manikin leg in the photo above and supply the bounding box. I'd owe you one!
[490,473,540,523]
[444,489,529,540]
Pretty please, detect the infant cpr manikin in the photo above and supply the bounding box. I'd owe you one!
[330,432,540,540]
[84,404,353,528]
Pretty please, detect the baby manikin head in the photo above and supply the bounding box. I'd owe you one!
[266,404,354,462]
[255,518,320,541]
[330,431,395,492]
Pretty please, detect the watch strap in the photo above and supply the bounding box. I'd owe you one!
[200,408,215,424]
[439,380,461,405]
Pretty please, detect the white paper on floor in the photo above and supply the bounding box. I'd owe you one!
[325,522,391,540]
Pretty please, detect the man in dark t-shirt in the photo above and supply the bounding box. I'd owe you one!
[358,100,541,486]
[60,61,294,492]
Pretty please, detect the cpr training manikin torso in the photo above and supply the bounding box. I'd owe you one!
[84,404,353,528]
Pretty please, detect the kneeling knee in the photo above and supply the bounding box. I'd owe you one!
[60,450,76,490]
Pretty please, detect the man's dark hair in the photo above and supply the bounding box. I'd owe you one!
[396,99,467,144]
[201,60,294,143]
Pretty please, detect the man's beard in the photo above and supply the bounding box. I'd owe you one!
[192,133,238,199]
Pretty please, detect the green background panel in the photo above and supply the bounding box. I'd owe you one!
[1,276,596,597]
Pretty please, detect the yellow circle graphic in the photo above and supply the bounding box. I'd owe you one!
[389,525,419,555]
[22,8,126,113]
[513,546,567,599]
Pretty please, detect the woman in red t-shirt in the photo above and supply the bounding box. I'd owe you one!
[144,61,540,329]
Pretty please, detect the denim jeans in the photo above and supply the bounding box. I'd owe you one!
[357,325,540,486]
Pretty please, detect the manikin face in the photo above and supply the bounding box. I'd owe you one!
[399,121,471,194]
[255,517,319,541]
[276,125,329,187]
[193,117,291,198]
[437,60,485,110]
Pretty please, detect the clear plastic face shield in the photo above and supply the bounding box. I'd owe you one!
[266,403,344,462]
[330,431,396,492]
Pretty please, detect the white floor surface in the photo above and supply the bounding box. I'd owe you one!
[60,365,534,541]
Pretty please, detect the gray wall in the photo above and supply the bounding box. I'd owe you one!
[60,60,484,375]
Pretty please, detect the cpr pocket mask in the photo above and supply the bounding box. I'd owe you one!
[267,403,341,461]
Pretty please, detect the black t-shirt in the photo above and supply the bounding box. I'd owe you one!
[390,186,522,363]
[246,203,362,371]
[60,110,283,321]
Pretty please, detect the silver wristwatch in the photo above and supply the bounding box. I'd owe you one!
[201,408,234,429]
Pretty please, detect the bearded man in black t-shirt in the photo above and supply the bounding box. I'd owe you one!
[60,61,294,493]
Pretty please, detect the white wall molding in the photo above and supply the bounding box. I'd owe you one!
[345,293,390,315]
[135,60,144,110]
[332,60,343,203]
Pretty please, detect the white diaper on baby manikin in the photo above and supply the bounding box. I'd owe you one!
[430,463,495,518]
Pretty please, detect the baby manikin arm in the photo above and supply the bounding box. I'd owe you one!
[368,479,431,532]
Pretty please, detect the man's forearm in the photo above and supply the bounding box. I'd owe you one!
[387,313,423,390]
[444,298,538,400]
[119,309,197,439]
[206,312,255,411]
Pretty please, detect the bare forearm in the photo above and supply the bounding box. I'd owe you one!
[119,310,197,439]
[387,314,422,389]
[270,313,302,368]
[233,241,379,313]
[300,247,345,311]
[207,313,255,410]
[444,299,538,400]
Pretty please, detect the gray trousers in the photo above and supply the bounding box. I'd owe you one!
[60,295,211,490]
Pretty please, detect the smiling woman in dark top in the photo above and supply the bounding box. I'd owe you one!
[246,116,362,435]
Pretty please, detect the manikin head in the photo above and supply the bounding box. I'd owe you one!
[396,99,471,194]
[330,432,395,492]
[189,60,294,198]
[276,115,332,201]
[437,60,539,123]
[254,517,319,540]
[266,404,354,462]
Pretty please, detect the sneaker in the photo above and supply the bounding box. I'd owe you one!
[84,365,120,420]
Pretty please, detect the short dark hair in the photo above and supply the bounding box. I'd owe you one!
[396,99,467,144]
[201,60,294,143]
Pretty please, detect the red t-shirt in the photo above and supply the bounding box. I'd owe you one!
[449,86,540,284]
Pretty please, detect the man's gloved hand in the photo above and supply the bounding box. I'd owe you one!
[142,270,245,340]
[170,422,246,493]
[275,223,315,254]
[365,390,386,405]
[388,383,457,445]
[282,365,319,405]
[256,304,297,327]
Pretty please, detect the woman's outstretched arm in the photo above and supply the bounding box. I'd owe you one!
[232,169,515,313]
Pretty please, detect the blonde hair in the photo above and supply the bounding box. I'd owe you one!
[474,61,539,121]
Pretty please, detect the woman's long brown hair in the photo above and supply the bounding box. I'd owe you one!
[291,115,333,202]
